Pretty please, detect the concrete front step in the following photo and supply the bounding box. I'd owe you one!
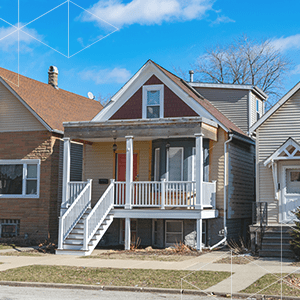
[259,249,294,258]
[261,243,291,250]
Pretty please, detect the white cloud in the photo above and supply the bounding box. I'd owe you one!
[0,24,41,52]
[271,34,300,52]
[80,67,132,84]
[82,0,215,27]
[291,64,300,75]
[211,15,235,26]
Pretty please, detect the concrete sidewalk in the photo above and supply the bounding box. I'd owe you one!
[0,248,299,294]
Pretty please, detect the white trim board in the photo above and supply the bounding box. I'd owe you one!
[250,81,300,133]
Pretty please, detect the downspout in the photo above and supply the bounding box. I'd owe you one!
[210,133,233,250]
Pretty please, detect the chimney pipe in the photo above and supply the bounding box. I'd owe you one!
[189,70,194,83]
[48,66,59,89]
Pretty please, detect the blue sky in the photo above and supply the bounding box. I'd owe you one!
[0,0,300,102]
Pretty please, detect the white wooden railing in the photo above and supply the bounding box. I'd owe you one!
[132,181,161,207]
[68,181,89,206]
[83,180,114,250]
[115,181,126,206]
[113,180,216,209]
[58,179,92,249]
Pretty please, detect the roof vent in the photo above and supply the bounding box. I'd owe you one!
[189,70,194,83]
[48,66,59,89]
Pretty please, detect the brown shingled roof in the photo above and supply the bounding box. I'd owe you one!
[0,67,103,132]
[152,61,247,136]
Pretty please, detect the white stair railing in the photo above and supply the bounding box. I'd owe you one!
[83,180,114,250]
[69,181,89,205]
[58,179,92,249]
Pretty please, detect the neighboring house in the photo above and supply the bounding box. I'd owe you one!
[249,82,300,257]
[0,67,102,240]
[57,60,267,255]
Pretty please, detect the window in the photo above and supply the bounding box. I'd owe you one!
[0,160,40,198]
[167,147,183,181]
[152,219,159,246]
[165,220,183,246]
[0,219,20,238]
[154,148,160,181]
[256,99,260,120]
[142,85,164,119]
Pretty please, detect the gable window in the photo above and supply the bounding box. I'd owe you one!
[142,85,164,119]
[0,160,40,198]
[256,99,260,120]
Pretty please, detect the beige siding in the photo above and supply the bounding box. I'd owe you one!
[0,81,45,131]
[195,87,249,133]
[83,141,151,204]
[257,89,300,223]
[210,128,226,214]
[228,140,255,219]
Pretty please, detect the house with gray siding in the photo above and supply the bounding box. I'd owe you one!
[250,82,300,257]
[56,60,263,255]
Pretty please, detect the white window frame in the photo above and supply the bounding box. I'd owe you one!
[256,99,260,120]
[166,147,184,181]
[142,84,164,119]
[0,159,40,198]
[165,220,183,247]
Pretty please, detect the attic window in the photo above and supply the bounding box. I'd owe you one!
[142,85,164,119]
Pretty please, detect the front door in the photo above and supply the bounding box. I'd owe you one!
[280,166,300,223]
[116,153,138,181]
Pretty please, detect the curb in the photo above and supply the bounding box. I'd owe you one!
[0,281,299,299]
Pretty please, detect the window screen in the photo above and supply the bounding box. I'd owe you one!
[168,148,183,181]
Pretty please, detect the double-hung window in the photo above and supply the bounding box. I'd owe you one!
[167,147,184,181]
[0,159,40,198]
[142,85,164,119]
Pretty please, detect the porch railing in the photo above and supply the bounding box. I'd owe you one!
[113,180,216,209]
[58,179,92,249]
[83,180,114,250]
[68,181,90,206]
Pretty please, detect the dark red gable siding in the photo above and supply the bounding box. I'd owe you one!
[110,75,198,120]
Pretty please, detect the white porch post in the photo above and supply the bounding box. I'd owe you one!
[196,218,203,251]
[195,133,204,210]
[125,217,131,250]
[61,137,71,215]
[125,136,133,209]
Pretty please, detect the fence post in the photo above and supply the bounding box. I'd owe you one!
[161,179,166,209]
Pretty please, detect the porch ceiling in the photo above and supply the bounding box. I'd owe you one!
[63,117,218,142]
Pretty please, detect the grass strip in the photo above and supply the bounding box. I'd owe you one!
[85,253,193,261]
[0,265,231,290]
[0,245,14,250]
[242,273,300,297]
[0,251,43,257]
[215,255,257,265]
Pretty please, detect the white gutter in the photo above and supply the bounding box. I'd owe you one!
[210,133,233,250]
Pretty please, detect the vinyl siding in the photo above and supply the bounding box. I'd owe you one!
[250,92,264,127]
[210,128,226,213]
[257,89,300,223]
[0,81,45,132]
[83,141,151,205]
[195,87,249,133]
[228,140,255,219]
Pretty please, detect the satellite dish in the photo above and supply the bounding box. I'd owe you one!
[87,92,95,100]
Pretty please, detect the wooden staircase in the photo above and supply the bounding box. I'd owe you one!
[56,209,113,256]
[56,180,115,256]
[259,226,294,258]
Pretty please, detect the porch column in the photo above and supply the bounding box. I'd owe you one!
[125,218,131,250]
[125,136,133,209]
[195,133,204,210]
[196,218,203,251]
[61,137,71,215]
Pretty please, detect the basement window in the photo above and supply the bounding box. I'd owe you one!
[142,85,164,119]
[165,220,183,246]
[0,160,40,198]
[0,220,20,238]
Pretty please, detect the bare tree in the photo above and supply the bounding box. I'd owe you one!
[97,93,111,107]
[193,35,292,110]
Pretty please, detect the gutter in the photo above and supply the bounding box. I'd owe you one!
[210,133,233,250]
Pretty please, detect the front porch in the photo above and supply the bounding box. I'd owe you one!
[57,117,220,255]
